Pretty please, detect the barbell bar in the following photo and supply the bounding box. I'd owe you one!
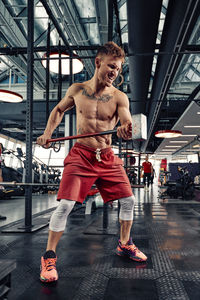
[46,113,147,144]
[0,182,59,186]
[46,129,117,143]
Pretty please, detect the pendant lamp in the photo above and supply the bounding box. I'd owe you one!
[155,130,182,138]
[41,52,84,75]
[0,89,23,103]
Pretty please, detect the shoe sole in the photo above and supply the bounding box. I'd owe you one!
[116,250,147,262]
[40,276,58,283]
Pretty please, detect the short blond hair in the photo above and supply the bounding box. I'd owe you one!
[96,41,125,64]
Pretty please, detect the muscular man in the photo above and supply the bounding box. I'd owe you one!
[37,42,147,283]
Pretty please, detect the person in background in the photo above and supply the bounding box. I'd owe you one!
[141,155,153,191]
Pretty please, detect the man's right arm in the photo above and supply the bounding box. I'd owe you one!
[37,83,78,146]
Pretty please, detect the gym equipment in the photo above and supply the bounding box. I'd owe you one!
[127,167,137,185]
[160,166,195,200]
[2,147,61,195]
[0,182,59,187]
[46,113,147,151]
[2,166,22,183]
[0,187,24,199]
[0,260,16,299]
[0,182,59,200]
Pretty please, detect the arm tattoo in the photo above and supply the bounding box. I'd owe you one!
[82,88,112,102]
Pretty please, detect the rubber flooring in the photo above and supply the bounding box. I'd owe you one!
[0,186,200,299]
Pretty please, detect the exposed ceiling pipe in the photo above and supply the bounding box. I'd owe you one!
[40,0,71,51]
[173,135,200,157]
[127,0,162,115]
[0,0,47,89]
[142,0,200,152]
[127,0,162,151]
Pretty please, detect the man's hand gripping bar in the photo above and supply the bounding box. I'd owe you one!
[46,113,147,151]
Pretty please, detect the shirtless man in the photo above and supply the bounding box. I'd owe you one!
[37,42,147,283]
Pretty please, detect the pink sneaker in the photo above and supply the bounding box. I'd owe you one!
[116,238,147,262]
[40,251,58,282]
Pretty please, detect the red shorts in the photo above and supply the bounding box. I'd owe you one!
[57,142,133,203]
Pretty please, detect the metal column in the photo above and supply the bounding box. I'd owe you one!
[138,153,141,185]
[108,0,114,41]
[55,40,62,139]
[24,0,34,231]
[2,1,49,233]
[69,50,74,150]
[46,22,50,123]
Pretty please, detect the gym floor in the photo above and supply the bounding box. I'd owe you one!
[1,186,200,300]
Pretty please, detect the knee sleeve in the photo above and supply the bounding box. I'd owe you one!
[119,195,135,221]
[49,199,76,232]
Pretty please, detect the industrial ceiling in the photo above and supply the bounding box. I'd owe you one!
[0,0,199,157]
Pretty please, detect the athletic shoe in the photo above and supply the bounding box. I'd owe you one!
[40,250,58,282]
[116,237,147,262]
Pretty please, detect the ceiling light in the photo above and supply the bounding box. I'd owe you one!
[182,134,197,137]
[193,144,200,148]
[184,125,200,128]
[165,145,181,148]
[197,112,200,114]
[3,127,24,133]
[41,52,84,75]
[0,89,23,103]
[155,130,182,138]
[169,141,188,143]
[181,152,192,154]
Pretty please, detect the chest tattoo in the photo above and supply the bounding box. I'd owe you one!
[82,88,113,102]
[77,127,83,134]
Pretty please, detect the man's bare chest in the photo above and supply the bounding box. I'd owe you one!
[75,89,117,121]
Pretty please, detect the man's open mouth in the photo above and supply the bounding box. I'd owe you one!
[107,74,114,81]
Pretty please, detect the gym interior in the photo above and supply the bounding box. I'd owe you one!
[0,0,200,299]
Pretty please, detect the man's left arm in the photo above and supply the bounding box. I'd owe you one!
[117,92,132,140]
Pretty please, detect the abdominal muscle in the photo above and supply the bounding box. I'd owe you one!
[76,115,116,149]
[77,135,112,149]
